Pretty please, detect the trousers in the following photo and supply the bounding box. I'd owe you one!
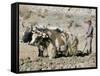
[84,37,92,54]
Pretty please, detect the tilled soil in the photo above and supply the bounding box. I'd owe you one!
[19,43,96,71]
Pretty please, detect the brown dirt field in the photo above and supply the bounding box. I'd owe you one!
[19,43,96,71]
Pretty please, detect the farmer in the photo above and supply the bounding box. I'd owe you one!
[83,20,93,55]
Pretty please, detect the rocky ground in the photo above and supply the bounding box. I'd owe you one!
[19,43,96,72]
